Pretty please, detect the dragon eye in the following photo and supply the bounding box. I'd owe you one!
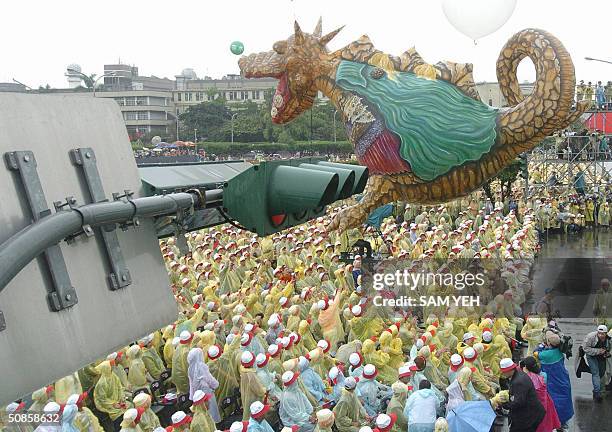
[273,41,287,55]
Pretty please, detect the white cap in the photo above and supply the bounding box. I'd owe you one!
[180,330,192,342]
[450,353,463,366]
[279,296,288,306]
[376,414,393,429]
[244,323,255,332]
[482,330,493,342]
[208,345,221,359]
[43,402,60,414]
[282,371,297,385]
[107,352,118,361]
[463,347,476,360]
[415,339,424,349]
[359,428,374,432]
[317,340,330,351]
[317,299,326,310]
[203,323,214,331]
[250,401,267,416]
[398,365,411,378]
[363,364,377,378]
[171,411,187,425]
[232,315,242,325]
[500,357,516,372]
[6,403,20,413]
[241,333,251,345]
[207,301,216,311]
[328,366,340,380]
[267,314,280,327]
[268,344,280,356]
[230,422,245,432]
[349,352,362,366]
[598,324,609,333]
[124,408,138,423]
[462,332,474,342]
[193,390,207,404]
[256,353,268,367]
[241,351,255,367]
[351,305,362,316]
[344,376,358,389]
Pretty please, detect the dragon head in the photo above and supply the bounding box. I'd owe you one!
[239,19,343,124]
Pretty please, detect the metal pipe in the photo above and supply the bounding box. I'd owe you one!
[0,192,198,293]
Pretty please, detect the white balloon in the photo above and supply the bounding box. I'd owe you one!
[442,0,517,40]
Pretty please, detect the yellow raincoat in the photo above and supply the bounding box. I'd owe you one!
[93,361,129,420]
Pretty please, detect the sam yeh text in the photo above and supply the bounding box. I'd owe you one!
[373,295,480,308]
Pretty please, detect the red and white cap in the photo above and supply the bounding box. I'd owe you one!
[482,329,493,343]
[244,323,257,333]
[171,411,191,427]
[450,354,464,371]
[162,393,177,403]
[181,277,190,287]
[344,376,358,390]
[240,351,256,368]
[351,305,363,317]
[267,314,280,328]
[249,401,270,420]
[180,331,193,344]
[268,344,281,357]
[463,347,477,361]
[375,413,397,432]
[317,339,331,353]
[207,345,222,361]
[328,367,340,384]
[363,364,377,379]
[241,332,253,347]
[398,365,411,378]
[279,297,289,307]
[282,371,300,386]
[349,352,363,367]
[192,390,212,406]
[256,353,270,368]
[500,358,517,373]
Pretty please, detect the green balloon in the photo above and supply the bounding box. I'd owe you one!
[230,41,244,55]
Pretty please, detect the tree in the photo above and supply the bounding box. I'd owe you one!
[179,100,232,141]
[481,157,524,201]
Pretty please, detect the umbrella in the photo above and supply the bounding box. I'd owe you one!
[447,401,496,432]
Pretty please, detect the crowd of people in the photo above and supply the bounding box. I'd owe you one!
[576,80,612,110]
[3,190,612,432]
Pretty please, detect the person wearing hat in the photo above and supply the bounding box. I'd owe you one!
[133,393,161,432]
[255,353,282,400]
[30,386,53,413]
[190,390,216,432]
[499,358,545,431]
[247,401,274,432]
[54,372,83,406]
[328,366,346,403]
[65,392,104,432]
[34,401,62,432]
[448,354,465,384]
[358,364,393,417]
[172,331,194,394]
[279,370,316,432]
[93,361,130,422]
[206,343,239,412]
[403,380,440,432]
[170,411,192,432]
[313,408,335,432]
[535,331,574,424]
[385,382,408,432]
[456,332,476,356]
[583,324,611,401]
[332,377,369,432]
[239,351,267,421]
[187,348,221,423]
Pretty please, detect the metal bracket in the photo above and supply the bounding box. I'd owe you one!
[0,311,5,332]
[70,148,132,290]
[4,151,78,312]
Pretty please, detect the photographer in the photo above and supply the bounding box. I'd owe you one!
[583,325,612,401]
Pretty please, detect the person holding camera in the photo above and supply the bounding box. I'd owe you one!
[583,324,612,401]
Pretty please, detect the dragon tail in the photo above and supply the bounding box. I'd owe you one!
[496,28,589,152]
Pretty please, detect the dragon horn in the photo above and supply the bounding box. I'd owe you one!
[313,17,323,38]
[294,21,305,45]
[319,25,344,46]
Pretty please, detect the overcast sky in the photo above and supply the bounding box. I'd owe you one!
[2,0,611,89]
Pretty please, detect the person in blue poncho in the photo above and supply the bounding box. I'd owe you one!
[299,356,328,404]
[328,366,346,403]
[403,380,440,432]
[536,331,574,428]
[279,371,316,432]
[357,365,393,417]
[247,401,275,432]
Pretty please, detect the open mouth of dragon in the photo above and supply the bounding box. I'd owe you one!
[271,72,290,123]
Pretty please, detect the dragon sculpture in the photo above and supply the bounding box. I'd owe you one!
[239,19,589,232]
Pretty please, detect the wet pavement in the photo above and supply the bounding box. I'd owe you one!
[528,229,612,432]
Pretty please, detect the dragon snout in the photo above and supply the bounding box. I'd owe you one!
[238,50,284,79]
